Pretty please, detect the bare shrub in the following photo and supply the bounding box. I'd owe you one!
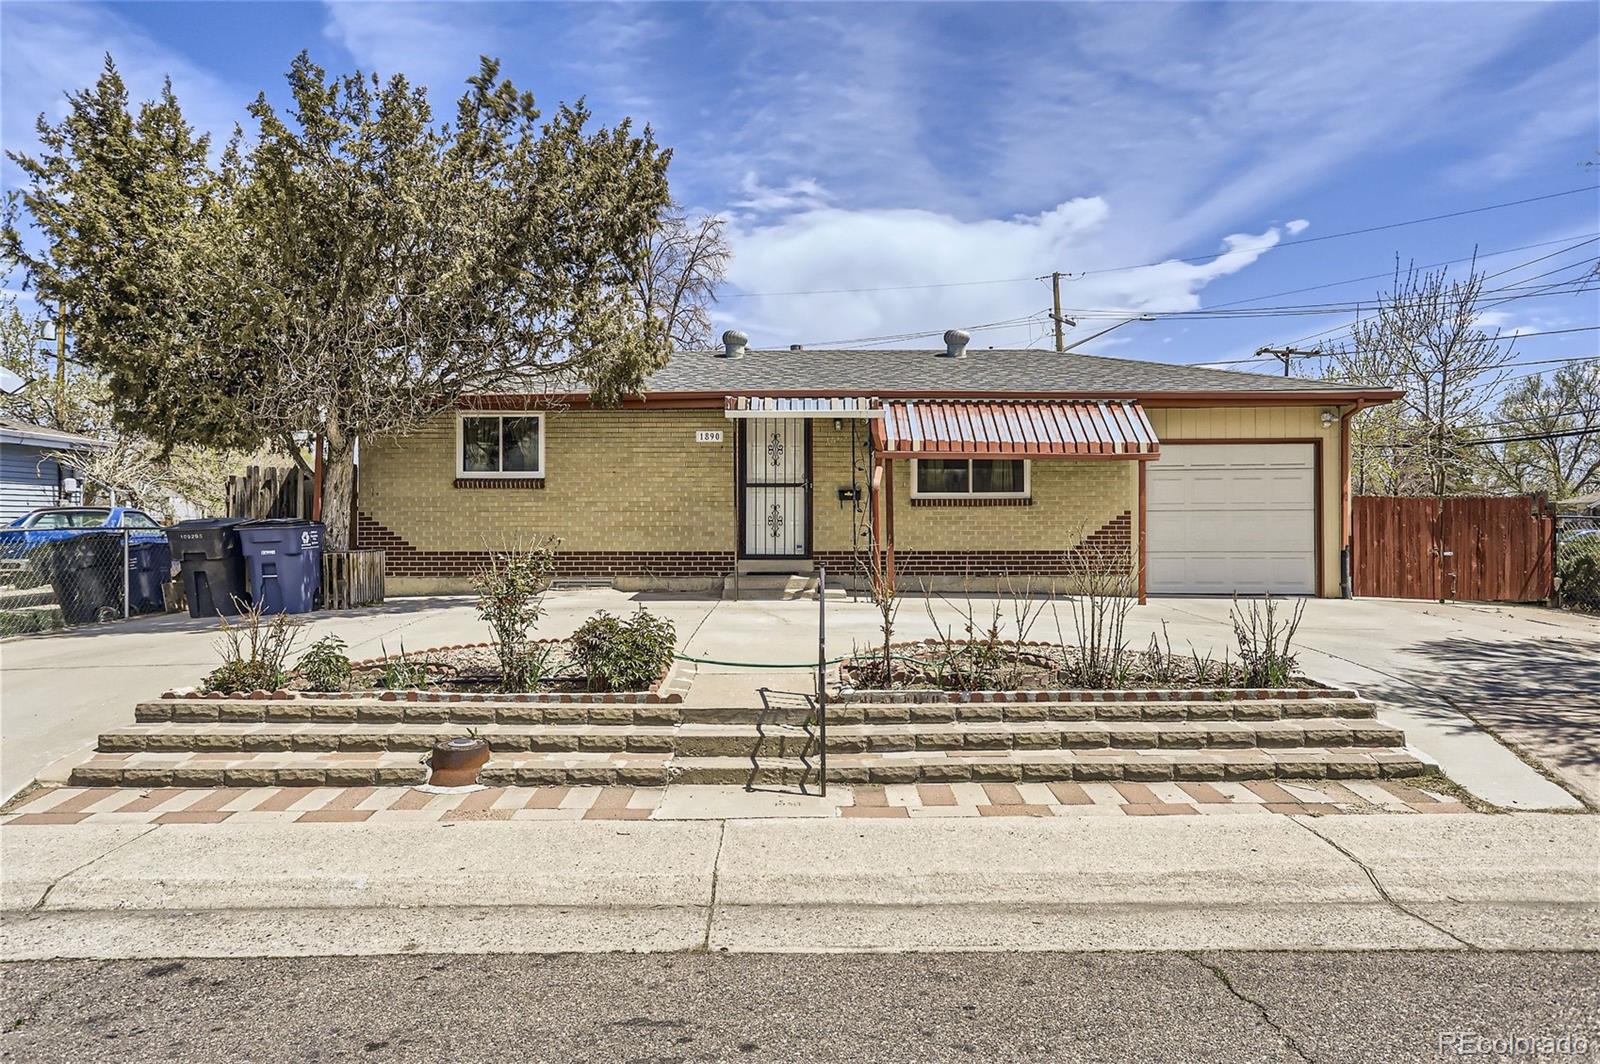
[1230,594,1307,688]
[1051,531,1137,688]
[208,602,302,691]
[851,533,901,688]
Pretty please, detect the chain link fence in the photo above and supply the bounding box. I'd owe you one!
[1555,513,1600,611]
[0,531,173,635]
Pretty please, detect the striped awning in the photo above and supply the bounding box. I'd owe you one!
[872,399,1159,458]
[724,396,881,418]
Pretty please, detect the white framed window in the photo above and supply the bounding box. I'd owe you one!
[911,458,1030,499]
[457,412,545,478]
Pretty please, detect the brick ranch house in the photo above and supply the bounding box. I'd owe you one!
[355,329,1401,600]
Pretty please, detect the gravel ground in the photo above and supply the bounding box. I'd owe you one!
[2,951,1594,1063]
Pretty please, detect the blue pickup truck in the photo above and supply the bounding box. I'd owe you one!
[0,506,168,560]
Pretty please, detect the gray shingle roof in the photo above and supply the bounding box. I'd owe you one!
[640,348,1369,397]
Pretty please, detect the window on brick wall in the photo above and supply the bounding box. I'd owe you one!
[457,413,545,478]
[911,458,1029,498]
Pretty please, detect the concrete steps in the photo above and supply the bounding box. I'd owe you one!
[133,696,1378,725]
[96,717,1405,757]
[67,744,1427,789]
[69,692,1429,789]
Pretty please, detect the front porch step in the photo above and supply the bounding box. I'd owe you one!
[95,717,1406,757]
[67,745,1430,788]
[721,573,818,600]
[134,696,1376,726]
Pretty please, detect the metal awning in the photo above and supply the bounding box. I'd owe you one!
[872,399,1159,458]
[724,396,881,419]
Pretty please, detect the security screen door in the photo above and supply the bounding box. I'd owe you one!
[740,417,810,558]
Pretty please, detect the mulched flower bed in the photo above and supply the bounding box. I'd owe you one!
[188,640,675,699]
[839,639,1322,693]
[316,640,593,694]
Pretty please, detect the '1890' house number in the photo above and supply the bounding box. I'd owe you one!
[695,430,724,443]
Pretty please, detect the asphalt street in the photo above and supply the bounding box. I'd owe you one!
[2,951,1595,1063]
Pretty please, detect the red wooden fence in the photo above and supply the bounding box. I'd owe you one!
[1352,495,1554,602]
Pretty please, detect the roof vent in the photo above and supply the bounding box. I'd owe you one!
[789,344,803,351]
[720,329,748,359]
[941,329,970,358]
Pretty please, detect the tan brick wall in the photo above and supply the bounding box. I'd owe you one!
[360,401,1349,596]
[360,409,735,554]
[808,420,1135,554]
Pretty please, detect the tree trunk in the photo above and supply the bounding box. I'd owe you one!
[320,443,356,550]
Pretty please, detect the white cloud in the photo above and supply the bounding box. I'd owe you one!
[321,1,495,93]
[733,173,832,214]
[721,192,1298,350]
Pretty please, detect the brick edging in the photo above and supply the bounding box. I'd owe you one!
[837,687,1360,703]
[167,644,689,704]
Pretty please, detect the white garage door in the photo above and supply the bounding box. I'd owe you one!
[1146,443,1316,595]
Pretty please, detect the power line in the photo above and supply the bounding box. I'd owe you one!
[1179,346,1600,370]
[1071,185,1600,278]
[1460,427,1599,446]
[1276,244,1600,349]
[722,184,1600,299]
[1052,275,1599,322]
[1189,232,1599,313]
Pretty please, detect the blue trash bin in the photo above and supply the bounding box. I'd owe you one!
[238,520,324,614]
[126,540,172,615]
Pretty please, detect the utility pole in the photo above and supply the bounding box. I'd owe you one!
[54,299,67,426]
[1254,345,1317,377]
[1051,272,1065,353]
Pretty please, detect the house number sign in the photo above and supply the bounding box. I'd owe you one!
[695,430,724,443]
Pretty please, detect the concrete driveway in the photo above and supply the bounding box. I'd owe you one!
[2,591,1593,808]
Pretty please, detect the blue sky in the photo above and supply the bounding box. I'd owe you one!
[3,1,1597,381]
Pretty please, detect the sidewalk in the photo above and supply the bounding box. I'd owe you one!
[4,810,1594,960]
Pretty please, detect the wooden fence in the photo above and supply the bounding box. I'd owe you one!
[225,465,313,520]
[322,549,386,610]
[1352,495,1555,603]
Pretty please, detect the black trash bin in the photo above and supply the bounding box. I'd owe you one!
[165,518,249,617]
[45,532,125,624]
[238,519,324,614]
[126,539,173,615]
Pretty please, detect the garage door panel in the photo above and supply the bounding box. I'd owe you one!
[1146,443,1316,595]
[1148,552,1314,596]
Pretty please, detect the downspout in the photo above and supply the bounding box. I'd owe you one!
[1339,399,1378,599]
[1340,407,1353,599]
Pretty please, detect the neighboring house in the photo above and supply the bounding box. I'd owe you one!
[1555,492,1600,517]
[0,419,110,524]
[357,329,1402,598]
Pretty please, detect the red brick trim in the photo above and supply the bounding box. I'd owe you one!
[910,496,1033,508]
[355,513,733,579]
[356,509,1131,582]
[813,511,1132,579]
[453,477,546,489]
[838,687,1354,703]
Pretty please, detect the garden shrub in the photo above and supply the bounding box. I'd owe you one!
[1557,549,1600,610]
[206,603,301,692]
[1229,594,1305,688]
[296,635,353,691]
[569,609,676,692]
[472,538,559,690]
[379,641,430,689]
